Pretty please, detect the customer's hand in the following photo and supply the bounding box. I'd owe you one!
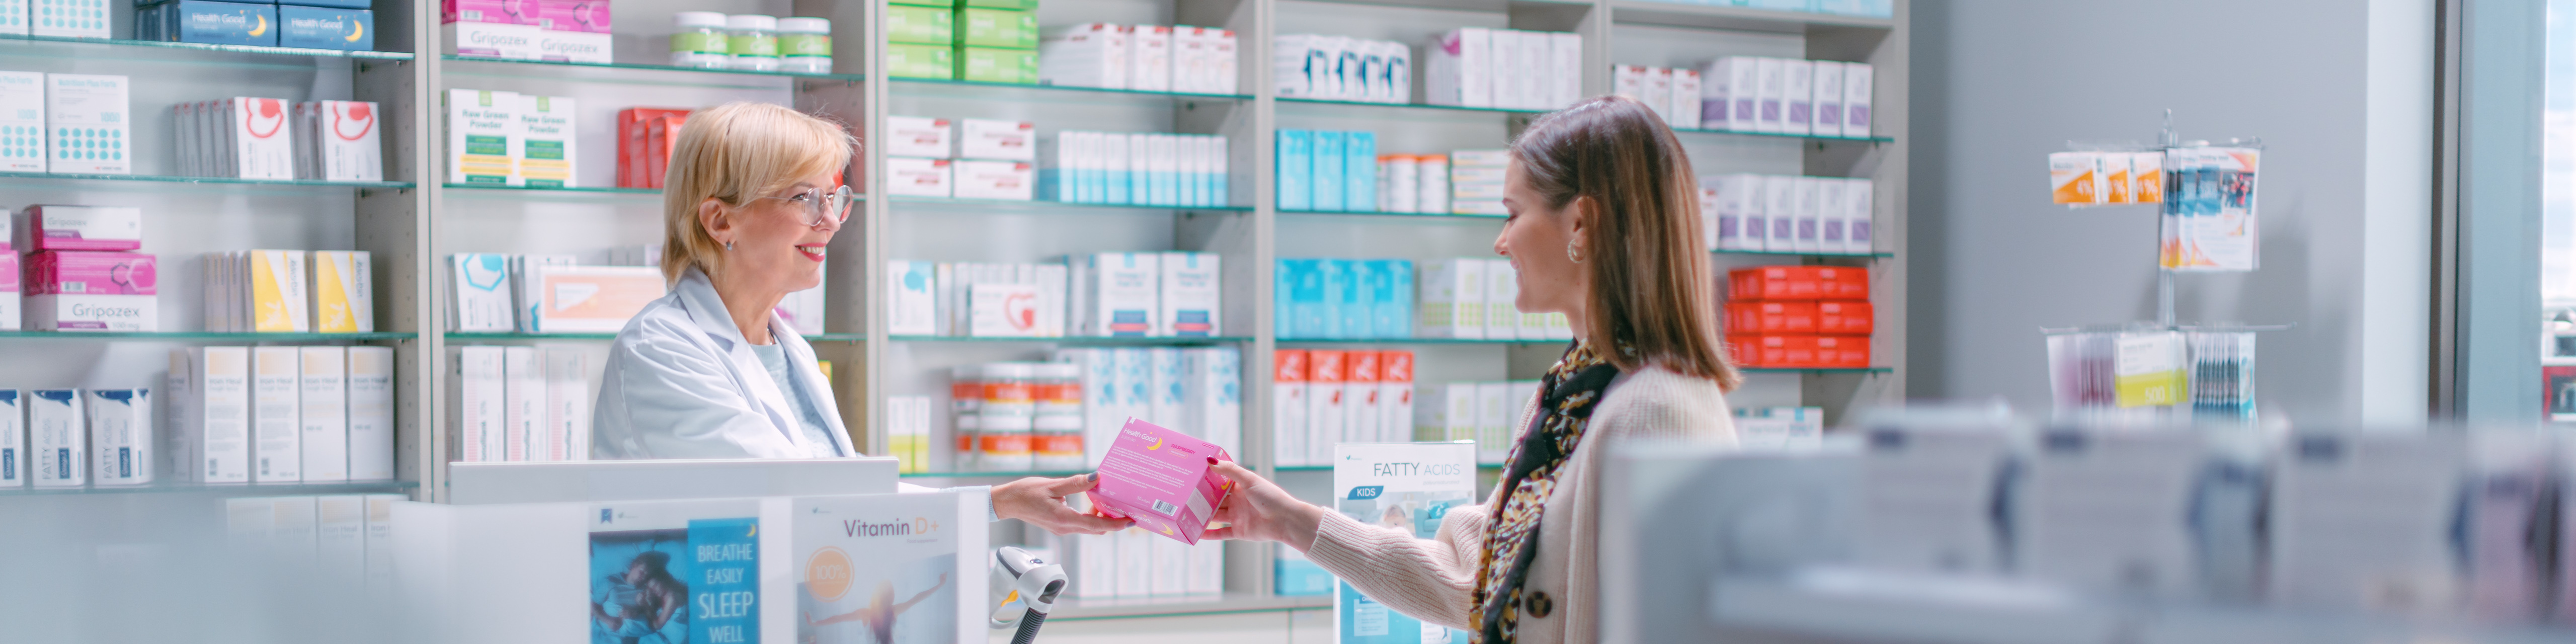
[1201,458,1325,551]
[995,473,1132,535]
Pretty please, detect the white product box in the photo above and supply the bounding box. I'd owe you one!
[2270,432,2469,613]
[1208,29,1240,95]
[1425,27,1492,108]
[30,390,82,487]
[1842,62,1874,138]
[1273,350,1309,466]
[885,116,953,158]
[1470,382,1511,462]
[316,495,367,580]
[954,159,1034,200]
[1753,57,1785,133]
[1376,353,1413,442]
[448,253,512,332]
[542,348,587,461]
[251,346,301,482]
[1612,64,1644,105]
[1183,347,1242,455]
[1716,57,1758,132]
[1078,252,1159,337]
[537,29,612,63]
[247,249,311,333]
[314,101,384,182]
[1158,252,1220,337]
[1316,36,1352,100]
[169,347,251,484]
[1130,25,1174,93]
[299,347,348,481]
[1762,175,1798,252]
[1342,352,1379,446]
[347,346,394,478]
[1148,529,1188,595]
[1487,30,1524,109]
[1549,32,1581,109]
[1412,382,1475,443]
[1781,60,1814,136]
[1147,347,1184,428]
[444,89,519,185]
[16,204,142,251]
[1810,62,1845,138]
[27,294,156,332]
[86,389,149,486]
[960,118,1035,161]
[0,391,19,487]
[1040,23,1131,90]
[1417,155,1448,214]
[0,72,43,172]
[0,0,26,36]
[443,21,541,59]
[1846,178,1875,253]
[363,494,399,584]
[1372,39,1410,103]
[514,95,575,188]
[1644,67,1672,123]
[1271,34,1321,98]
[449,346,505,463]
[527,265,663,334]
[1172,27,1211,95]
[501,346,540,461]
[1114,527,1154,597]
[1483,259,1519,340]
[1306,351,1345,465]
[1817,177,1849,252]
[225,97,295,180]
[1793,177,1824,252]
[309,250,372,333]
[32,0,104,38]
[1417,258,1486,339]
[888,260,937,335]
[1671,68,1704,129]
[46,73,127,174]
[886,157,953,197]
[968,282,1043,337]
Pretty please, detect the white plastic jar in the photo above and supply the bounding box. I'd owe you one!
[726,14,780,72]
[669,11,729,68]
[777,17,832,74]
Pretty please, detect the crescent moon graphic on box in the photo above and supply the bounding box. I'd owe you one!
[248,15,266,37]
[345,19,363,42]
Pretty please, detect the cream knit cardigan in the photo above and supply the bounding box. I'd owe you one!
[1306,365,1735,644]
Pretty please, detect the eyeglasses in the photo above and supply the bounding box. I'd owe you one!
[756,184,858,226]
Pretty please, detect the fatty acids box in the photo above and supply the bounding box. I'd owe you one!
[1090,418,1234,544]
[0,71,43,172]
[47,73,128,175]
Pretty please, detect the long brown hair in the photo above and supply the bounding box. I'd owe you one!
[1512,96,1741,390]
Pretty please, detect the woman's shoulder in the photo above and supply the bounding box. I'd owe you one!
[607,292,712,356]
[1596,364,1731,433]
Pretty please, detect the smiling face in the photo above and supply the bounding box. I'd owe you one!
[1494,159,1589,319]
[702,169,839,297]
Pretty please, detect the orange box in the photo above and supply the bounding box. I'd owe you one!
[1725,334,1820,368]
[1725,301,1816,334]
[1816,267,1868,299]
[617,107,690,188]
[1813,335,1871,368]
[1816,301,1873,335]
[1728,266,1869,301]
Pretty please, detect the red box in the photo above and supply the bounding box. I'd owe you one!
[1728,266,1870,301]
[1814,335,1872,368]
[1816,301,1874,335]
[1725,301,1816,334]
[1726,334,1870,368]
[617,108,690,188]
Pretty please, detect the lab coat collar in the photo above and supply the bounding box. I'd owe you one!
[672,267,856,457]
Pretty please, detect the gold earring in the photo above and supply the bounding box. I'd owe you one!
[1566,241,1584,263]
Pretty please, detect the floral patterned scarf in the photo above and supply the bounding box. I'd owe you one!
[1471,341,1623,643]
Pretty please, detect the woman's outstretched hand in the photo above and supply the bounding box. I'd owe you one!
[1201,458,1325,551]
[994,473,1132,535]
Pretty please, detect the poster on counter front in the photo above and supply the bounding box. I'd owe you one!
[1334,441,1479,644]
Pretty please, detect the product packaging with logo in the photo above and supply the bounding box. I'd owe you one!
[1091,418,1235,544]
[279,6,372,51]
[793,491,986,644]
[26,250,155,331]
[589,499,763,644]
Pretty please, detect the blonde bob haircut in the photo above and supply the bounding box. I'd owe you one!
[1511,96,1742,390]
[660,102,857,284]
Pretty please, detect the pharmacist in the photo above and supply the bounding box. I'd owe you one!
[591,102,1128,536]
[1203,97,1740,643]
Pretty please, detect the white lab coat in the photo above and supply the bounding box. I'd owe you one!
[592,267,858,460]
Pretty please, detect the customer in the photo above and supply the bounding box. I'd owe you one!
[1205,96,1740,643]
[592,102,1124,536]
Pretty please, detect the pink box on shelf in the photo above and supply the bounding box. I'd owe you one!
[27,251,157,295]
[443,0,537,24]
[17,205,143,252]
[537,0,608,32]
[1090,418,1236,544]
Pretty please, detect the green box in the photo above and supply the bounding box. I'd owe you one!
[888,6,953,44]
[954,8,1037,48]
[954,46,1039,84]
[888,43,957,79]
[957,0,1037,11]
[891,0,947,7]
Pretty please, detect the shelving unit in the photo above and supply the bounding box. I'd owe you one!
[1,0,1904,623]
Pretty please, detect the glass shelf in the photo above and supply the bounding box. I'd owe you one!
[0,172,412,189]
[888,195,1252,214]
[1742,367,1894,374]
[1277,337,1563,345]
[448,333,859,342]
[0,479,417,497]
[1279,209,1505,221]
[1671,127,1893,144]
[1277,97,1547,115]
[1274,463,1500,472]
[441,55,866,83]
[897,468,1092,479]
[0,34,414,64]
[1051,592,1333,621]
[893,335,1254,346]
[1608,1,1895,32]
[1714,249,1895,259]
[890,77,1251,104]
[0,331,416,341]
[441,183,659,195]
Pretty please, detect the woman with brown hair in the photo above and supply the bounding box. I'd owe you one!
[1206,96,1740,644]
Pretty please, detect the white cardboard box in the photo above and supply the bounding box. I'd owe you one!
[1416,258,1485,339]
[953,159,1033,200]
[27,294,156,332]
[541,348,588,462]
[0,71,43,172]
[347,346,394,478]
[1079,252,1159,337]
[1810,61,1845,138]
[1842,62,1874,138]
[886,157,953,197]
[1039,23,1130,90]
[299,346,349,481]
[1671,68,1704,129]
[450,346,505,463]
[1424,28,1491,108]
[448,253,513,333]
[1158,252,1220,337]
[0,391,20,487]
[960,118,1035,161]
[514,95,576,188]
[1753,57,1785,133]
[86,389,149,486]
[170,347,252,484]
[1272,350,1309,466]
[228,97,294,180]
[29,389,82,487]
[884,116,953,157]
[1782,59,1814,136]
[502,346,540,462]
[444,89,519,185]
[250,346,301,482]
[1130,25,1174,93]
[1482,258,1518,340]
[443,21,541,59]
[46,73,128,174]
[887,260,937,335]
[1549,32,1581,109]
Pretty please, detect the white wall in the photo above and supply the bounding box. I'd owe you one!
[1907,0,2434,424]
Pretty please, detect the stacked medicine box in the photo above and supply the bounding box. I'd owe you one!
[140,0,374,50]
[886,0,1039,82]
[1723,266,1873,369]
[444,0,605,61]
[882,115,1038,200]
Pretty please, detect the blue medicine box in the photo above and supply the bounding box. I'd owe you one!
[278,6,372,50]
[277,0,372,10]
[168,1,277,46]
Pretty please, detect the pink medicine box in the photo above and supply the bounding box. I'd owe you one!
[1090,418,1236,544]
[26,251,157,295]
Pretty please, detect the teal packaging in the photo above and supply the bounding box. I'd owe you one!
[1377,259,1413,338]
[1344,131,1376,212]
[1317,259,1351,339]
[1341,259,1376,338]
[1273,259,1296,337]
[278,6,371,50]
[1313,130,1345,212]
[1282,259,1327,339]
[170,1,277,46]
[1276,129,1311,210]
